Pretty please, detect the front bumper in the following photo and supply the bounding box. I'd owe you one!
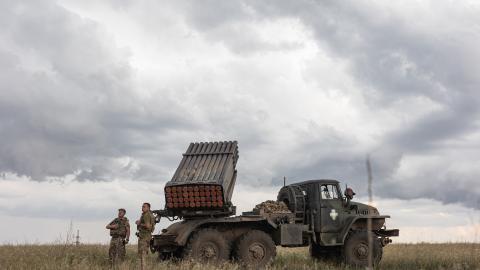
[375,228,399,247]
[376,229,399,237]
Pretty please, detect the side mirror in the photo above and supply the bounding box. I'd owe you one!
[344,187,355,200]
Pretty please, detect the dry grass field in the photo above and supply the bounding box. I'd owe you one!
[0,243,479,270]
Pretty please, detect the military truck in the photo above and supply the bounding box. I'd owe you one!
[150,141,399,268]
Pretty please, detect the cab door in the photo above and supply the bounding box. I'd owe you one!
[319,184,343,234]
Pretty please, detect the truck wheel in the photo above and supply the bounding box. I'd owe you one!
[183,228,230,263]
[235,230,276,269]
[343,231,382,267]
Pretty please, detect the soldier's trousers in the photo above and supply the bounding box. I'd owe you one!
[137,237,150,270]
[109,237,126,265]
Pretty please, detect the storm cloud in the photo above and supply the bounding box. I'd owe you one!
[1,0,480,212]
[0,0,196,181]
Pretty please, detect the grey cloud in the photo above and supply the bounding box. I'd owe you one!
[377,159,480,209]
[256,3,479,120]
[176,1,305,55]
[0,200,110,221]
[0,0,272,183]
[267,125,403,193]
[0,0,196,181]
[208,25,304,56]
[387,106,479,153]
[231,0,480,208]
[181,0,251,31]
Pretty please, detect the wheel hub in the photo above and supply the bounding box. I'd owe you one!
[201,243,217,259]
[355,243,369,259]
[249,243,266,260]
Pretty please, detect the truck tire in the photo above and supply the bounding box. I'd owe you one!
[234,230,276,269]
[183,228,230,263]
[343,230,382,267]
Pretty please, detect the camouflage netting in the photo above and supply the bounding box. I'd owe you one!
[254,200,291,213]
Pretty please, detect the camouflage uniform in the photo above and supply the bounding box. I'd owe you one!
[137,210,155,268]
[108,217,130,264]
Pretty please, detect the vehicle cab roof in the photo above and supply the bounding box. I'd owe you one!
[292,179,340,186]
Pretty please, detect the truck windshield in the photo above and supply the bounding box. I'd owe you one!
[321,184,339,199]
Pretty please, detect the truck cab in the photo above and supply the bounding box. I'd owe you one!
[300,180,347,244]
[277,179,398,265]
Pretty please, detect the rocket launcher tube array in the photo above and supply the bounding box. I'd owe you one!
[165,184,224,209]
[164,141,238,211]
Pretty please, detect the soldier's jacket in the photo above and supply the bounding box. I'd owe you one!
[138,211,155,239]
[109,217,130,237]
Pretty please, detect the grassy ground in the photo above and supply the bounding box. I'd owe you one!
[0,243,479,270]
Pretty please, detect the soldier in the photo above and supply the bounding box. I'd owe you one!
[106,208,130,266]
[135,202,155,270]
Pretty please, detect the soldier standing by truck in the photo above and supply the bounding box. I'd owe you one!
[106,208,130,266]
[135,202,155,270]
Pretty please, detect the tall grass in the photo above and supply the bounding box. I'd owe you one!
[0,244,478,269]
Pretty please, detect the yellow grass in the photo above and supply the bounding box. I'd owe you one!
[0,243,479,269]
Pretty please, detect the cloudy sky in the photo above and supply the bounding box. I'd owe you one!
[1,0,479,244]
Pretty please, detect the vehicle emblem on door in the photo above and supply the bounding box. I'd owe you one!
[330,209,338,220]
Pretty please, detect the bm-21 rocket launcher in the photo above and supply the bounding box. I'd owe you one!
[151,141,399,268]
[163,141,238,218]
